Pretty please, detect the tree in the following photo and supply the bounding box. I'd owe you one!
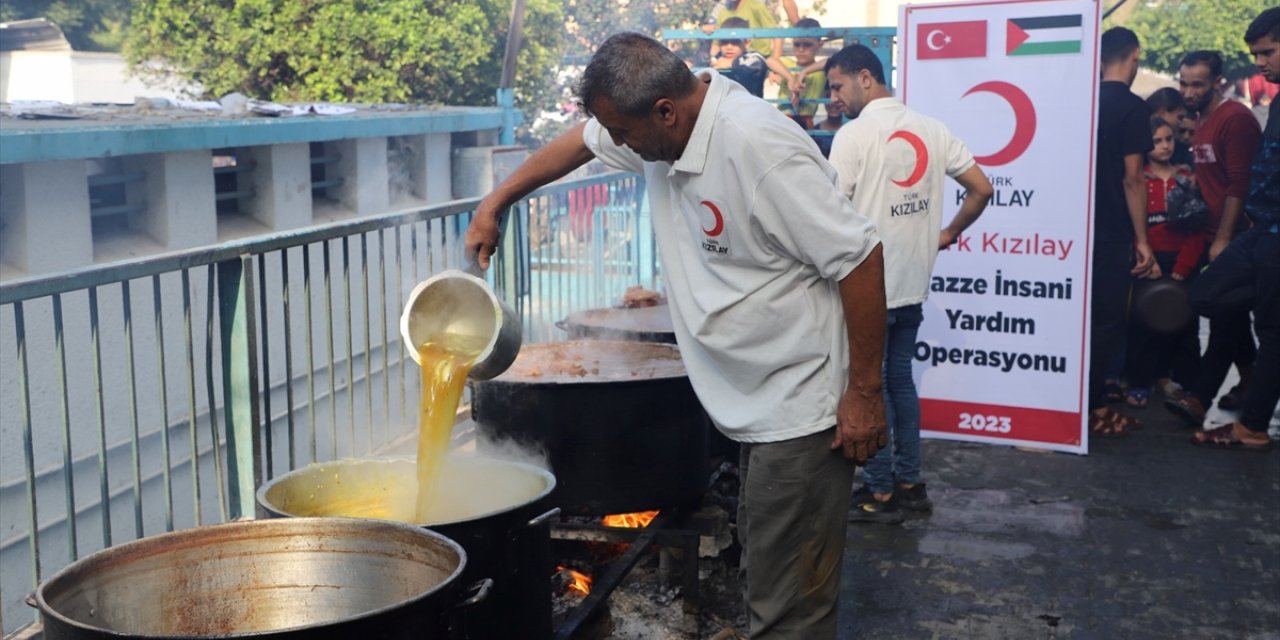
[0,0,131,51]
[1120,0,1269,80]
[124,0,564,120]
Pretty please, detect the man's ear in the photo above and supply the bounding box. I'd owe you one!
[654,98,677,124]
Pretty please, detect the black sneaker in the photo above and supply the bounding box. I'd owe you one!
[894,483,933,512]
[851,485,875,505]
[848,497,905,525]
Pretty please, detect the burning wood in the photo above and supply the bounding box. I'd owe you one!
[603,510,660,528]
[556,565,593,596]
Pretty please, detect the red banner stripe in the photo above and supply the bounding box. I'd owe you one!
[921,398,1082,445]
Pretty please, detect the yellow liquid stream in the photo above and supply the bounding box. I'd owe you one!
[415,334,487,522]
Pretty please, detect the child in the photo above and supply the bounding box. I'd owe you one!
[1123,116,1205,407]
[713,17,769,97]
[780,17,826,129]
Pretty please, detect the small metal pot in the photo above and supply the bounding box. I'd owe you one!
[30,518,487,639]
[401,270,522,380]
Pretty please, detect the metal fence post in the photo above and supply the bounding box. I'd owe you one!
[217,255,263,519]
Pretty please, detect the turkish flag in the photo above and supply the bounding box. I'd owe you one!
[917,21,988,60]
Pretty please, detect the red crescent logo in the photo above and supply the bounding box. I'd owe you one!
[700,200,725,237]
[888,130,929,188]
[962,81,1037,166]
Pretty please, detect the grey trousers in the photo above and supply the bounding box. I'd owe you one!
[738,426,857,639]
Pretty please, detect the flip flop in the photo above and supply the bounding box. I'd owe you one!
[1191,424,1273,452]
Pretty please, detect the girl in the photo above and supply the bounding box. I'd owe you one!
[1124,117,1204,408]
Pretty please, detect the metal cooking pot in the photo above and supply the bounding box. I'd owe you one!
[401,270,522,380]
[30,518,487,640]
[556,304,676,344]
[257,457,557,640]
[472,340,710,515]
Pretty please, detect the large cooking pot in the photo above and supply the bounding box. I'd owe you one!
[31,518,485,640]
[557,304,676,344]
[472,340,709,515]
[258,456,557,640]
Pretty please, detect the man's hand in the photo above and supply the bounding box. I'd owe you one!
[938,227,959,249]
[1208,236,1229,262]
[1130,241,1156,277]
[831,387,886,464]
[464,201,503,269]
[1143,260,1163,280]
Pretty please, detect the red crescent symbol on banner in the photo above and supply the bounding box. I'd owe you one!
[888,130,929,188]
[963,81,1037,166]
[700,200,725,237]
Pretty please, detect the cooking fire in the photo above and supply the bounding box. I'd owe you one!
[602,510,660,528]
[557,566,594,596]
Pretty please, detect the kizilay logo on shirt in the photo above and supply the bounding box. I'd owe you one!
[889,130,930,218]
[698,200,730,255]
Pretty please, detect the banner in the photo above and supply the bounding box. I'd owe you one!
[900,0,1101,453]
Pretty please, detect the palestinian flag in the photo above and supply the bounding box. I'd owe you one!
[1006,15,1083,56]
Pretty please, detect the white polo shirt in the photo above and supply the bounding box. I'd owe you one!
[828,98,976,309]
[583,72,880,443]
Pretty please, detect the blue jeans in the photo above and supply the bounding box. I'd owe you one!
[862,304,924,494]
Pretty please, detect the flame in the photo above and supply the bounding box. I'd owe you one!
[602,510,660,528]
[557,565,592,595]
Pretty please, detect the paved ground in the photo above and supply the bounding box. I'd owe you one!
[838,402,1280,640]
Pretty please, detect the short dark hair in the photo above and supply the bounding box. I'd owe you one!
[1179,50,1222,78]
[1100,27,1140,65]
[1244,7,1280,45]
[795,18,821,30]
[721,16,749,30]
[577,32,699,117]
[1149,115,1172,137]
[1145,87,1185,114]
[824,44,885,85]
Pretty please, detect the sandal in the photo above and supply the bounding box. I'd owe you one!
[1191,423,1272,452]
[1089,409,1130,438]
[1109,408,1143,431]
[1125,388,1150,408]
[1104,380,1124,403]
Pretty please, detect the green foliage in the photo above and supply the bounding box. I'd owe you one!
[1120,0,1268,80]
[0,0,131,50]
[124,0,564,112]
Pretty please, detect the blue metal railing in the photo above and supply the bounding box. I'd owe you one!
[0,170,653,635]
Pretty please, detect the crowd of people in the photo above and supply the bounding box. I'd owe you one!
[464,5,1278,638]
[1093,12,1278,453]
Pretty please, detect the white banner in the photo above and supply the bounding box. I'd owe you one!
[900,0,1101,453]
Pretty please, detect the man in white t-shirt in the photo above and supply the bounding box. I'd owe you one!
[466,32,887,640]
[825,44,994,524]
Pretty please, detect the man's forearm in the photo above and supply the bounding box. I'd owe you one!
[944,166,993,237]
[1214,196,1244,244]
[1124,175,1149,245]
[839,243,886,395]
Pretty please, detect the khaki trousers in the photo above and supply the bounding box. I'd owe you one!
[737,426,857,639]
